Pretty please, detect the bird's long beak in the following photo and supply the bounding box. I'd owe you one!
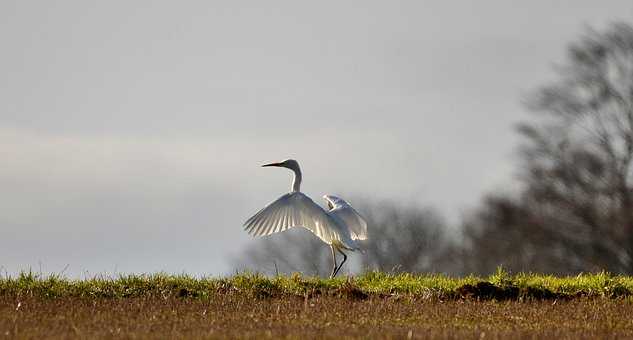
[261,162,283,167]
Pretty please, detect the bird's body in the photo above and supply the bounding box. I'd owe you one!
[243,159,367,278]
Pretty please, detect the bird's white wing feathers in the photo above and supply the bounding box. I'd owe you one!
[327,199,368,241]
[243,192,345,245]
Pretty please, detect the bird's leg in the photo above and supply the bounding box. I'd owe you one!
[329,244,338,279]
[332,248,348,277]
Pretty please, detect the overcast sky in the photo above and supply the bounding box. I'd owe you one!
[1,1,632,277]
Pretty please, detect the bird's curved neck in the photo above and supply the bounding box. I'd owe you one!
[291,167,302,192]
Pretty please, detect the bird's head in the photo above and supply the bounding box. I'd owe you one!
[261,159,300,171]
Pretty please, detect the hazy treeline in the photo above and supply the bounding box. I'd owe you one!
[237,202,456,276]
[237,22,633,276]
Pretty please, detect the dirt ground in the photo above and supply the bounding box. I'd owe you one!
[2,295,633,339]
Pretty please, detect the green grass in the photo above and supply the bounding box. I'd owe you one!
[2,269,633,300]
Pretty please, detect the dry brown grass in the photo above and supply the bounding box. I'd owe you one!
[2,294,633,339]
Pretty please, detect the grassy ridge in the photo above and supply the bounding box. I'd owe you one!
[2,269,633,300]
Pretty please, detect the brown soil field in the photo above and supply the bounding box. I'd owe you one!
[2,295,633,339]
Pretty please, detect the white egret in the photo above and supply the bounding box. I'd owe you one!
[243,159,368,278]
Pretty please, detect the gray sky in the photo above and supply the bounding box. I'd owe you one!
[1,1,632,277]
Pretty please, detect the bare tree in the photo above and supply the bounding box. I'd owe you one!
[235,198,454,276]
[464,22,633,275]
[236,228,332,276]
[462,195,589,275]
[360,200,453,273]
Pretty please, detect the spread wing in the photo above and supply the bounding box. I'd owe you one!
[328,199,368,241]
[243,192,342,244]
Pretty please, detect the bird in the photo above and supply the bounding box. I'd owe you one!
[243,159,367,278]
